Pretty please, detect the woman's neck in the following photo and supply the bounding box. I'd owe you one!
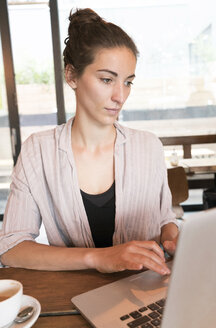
[71,116,116,151]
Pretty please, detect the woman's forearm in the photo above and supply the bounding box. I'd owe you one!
[0,241,95,271]
[1,240,171,275]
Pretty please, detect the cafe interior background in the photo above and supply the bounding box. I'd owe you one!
[1,0,216,241]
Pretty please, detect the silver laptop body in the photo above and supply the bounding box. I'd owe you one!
[72,208,216,328]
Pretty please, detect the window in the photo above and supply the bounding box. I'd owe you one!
[0,34,13,214]
[8,0,57,142]
[59,0,216,157]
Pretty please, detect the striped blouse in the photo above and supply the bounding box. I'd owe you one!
[0,117,177,262]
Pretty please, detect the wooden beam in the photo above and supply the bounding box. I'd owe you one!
[160,134,216,146]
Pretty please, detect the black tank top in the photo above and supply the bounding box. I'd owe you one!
[80,182,115,247]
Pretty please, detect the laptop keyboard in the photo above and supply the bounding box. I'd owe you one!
[120,298,166,327]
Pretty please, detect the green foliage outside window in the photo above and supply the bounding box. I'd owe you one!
[15,62,54,85]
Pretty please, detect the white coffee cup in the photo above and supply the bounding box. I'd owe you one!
[0,279,23,327]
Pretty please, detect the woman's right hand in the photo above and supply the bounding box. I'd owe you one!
[85,240,170,275]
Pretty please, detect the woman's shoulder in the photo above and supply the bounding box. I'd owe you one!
[22,118,73,149]
[22,125,61,149]
[115,121,162,146]
[20,120,71,160]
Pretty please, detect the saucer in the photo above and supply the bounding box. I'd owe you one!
[7,295,41,328]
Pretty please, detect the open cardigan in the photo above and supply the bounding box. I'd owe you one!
[0,118,177,262]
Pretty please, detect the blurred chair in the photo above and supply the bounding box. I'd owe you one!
[167,166,189,219]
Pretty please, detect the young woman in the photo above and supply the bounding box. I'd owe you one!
[0,8,178,274]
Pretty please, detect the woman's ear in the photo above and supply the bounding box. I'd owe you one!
[65,64,77,89]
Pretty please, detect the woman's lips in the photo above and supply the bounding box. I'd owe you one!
[104,107,120,115]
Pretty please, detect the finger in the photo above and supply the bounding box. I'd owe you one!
[125,242,166,267]
[136,252,170,272]
[132,248,166,269]
[134,241,165,261]
[130,255,171,275]
[144,257,171,275]
[121,261,143,271]
[119,248,168,273]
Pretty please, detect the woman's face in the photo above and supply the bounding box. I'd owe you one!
[68,47,136,126]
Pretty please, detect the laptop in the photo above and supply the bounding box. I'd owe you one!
[72,208,216,328]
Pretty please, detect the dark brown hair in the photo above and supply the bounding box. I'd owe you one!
[63,8,139,77]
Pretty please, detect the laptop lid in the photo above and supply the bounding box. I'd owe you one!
[161,207,216,328]
[72,208,216,328]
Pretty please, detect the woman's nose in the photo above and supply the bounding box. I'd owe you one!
[111,83,125,105]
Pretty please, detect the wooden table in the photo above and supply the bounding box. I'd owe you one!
[34,315,92,328]
[178,157,216,175]
[0,268,135,327]
[168,157,216,187]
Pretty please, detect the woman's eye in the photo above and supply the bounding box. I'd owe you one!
[101,78,112,84]
[125,81,133,87]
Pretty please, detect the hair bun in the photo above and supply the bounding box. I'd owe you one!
[68,8,102,26]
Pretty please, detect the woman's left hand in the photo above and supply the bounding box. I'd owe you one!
[162,235,178,256]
